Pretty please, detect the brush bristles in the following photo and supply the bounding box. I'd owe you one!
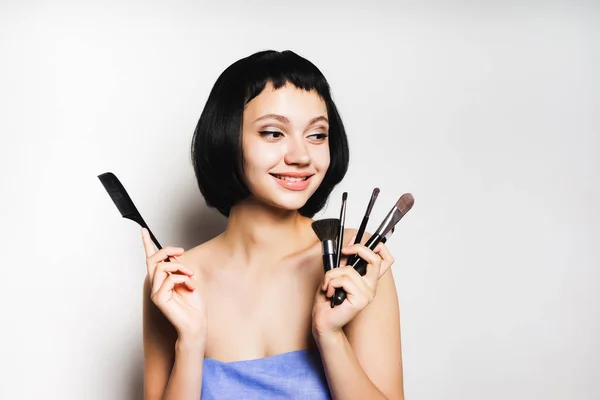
[98,172,139,218]
[342,192,347,201]
[311,218,340,242]
[395,193,415,214]
[365,187,380,216]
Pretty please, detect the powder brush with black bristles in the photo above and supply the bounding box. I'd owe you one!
[97,172,167,257]
[311,218,340,274]
[332,193,415,306]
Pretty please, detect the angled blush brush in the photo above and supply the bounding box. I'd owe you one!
[311,218,341,274]
[332,193,415,307]
[98,172,173,261]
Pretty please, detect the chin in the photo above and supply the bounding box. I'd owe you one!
[262,192,313,213]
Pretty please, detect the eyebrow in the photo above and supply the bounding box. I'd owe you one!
[253,113,329,126]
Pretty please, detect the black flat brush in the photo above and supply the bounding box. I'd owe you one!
[98,172,171,260]
[332,193,415,306]
[311,218,340,274]
[355,188,379,245]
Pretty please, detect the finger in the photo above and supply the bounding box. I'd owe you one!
[152,262,194,296]
[153,261,194,277]
[326,275,372,305]
[146,246,185,277]
[373,242,395,278]
[152,262,194,295]
[341,243,383,268]
[148,246,186,265]
[326,276,354,298]
[141,228,156,258]
[142,228,183,262]
[152,274,195,305]
[182,276,197,291]
[322,265,369,293]
[342,266,372,297]
[322,265,354,291]
[342,244,384,288]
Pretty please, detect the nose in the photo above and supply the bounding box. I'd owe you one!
[284,136,311,166]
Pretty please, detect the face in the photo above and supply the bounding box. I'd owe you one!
[241,82,331,213]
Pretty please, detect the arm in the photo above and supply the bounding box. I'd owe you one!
[346,268,404,399]
[143,276,206,400]
[316,270,404,400]
[313,232,404,400]
[141,229,208,400]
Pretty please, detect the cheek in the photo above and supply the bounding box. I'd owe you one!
[241,137,262,179]
[313,146,331,171]
[242,141,282,176]
[256,145,284,163]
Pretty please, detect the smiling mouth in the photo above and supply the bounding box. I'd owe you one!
[270,173,312,182]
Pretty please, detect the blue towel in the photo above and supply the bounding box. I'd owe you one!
[201,349,332,399]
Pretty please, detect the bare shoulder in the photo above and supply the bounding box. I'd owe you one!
[341,227,359,246]
[342,227,376,246]
[175,234,226,277]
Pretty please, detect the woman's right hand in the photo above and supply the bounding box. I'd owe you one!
[142,228,207,342]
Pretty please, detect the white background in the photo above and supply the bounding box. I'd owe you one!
[1,1,598,399]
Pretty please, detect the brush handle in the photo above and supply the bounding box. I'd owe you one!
[335,229,344,269]
[147,227,163,251]
[323,253,336,273]
[145,225,175,263]
[320,239,336,273]
[331,233,383,306]
[124,211,172,263]
[354,216,369,245]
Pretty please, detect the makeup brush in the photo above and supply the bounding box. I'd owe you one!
[381,226,394,243]
[354,188,379,245]
[311,218,341,274]
[98,172,173,261]
[332,193,415,306]
[332,192,348,307]
[335,192,348,269]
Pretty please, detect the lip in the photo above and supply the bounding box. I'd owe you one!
[270,171,314,178]
[270,173,314,191]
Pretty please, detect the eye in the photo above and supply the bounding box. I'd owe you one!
[259,131,284,141]
[307,133,329,142]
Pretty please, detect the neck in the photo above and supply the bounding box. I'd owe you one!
[220,197,315,268]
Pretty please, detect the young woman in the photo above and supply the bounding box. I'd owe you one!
[142,50,404,400]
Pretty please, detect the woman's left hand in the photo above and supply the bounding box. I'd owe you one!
[312,236,395,338]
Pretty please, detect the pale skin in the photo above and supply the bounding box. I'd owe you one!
[142,83,404,400]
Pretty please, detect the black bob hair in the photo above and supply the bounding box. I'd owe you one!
[191,50,349,218]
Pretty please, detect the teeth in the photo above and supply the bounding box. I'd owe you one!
[274,174,309,182]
